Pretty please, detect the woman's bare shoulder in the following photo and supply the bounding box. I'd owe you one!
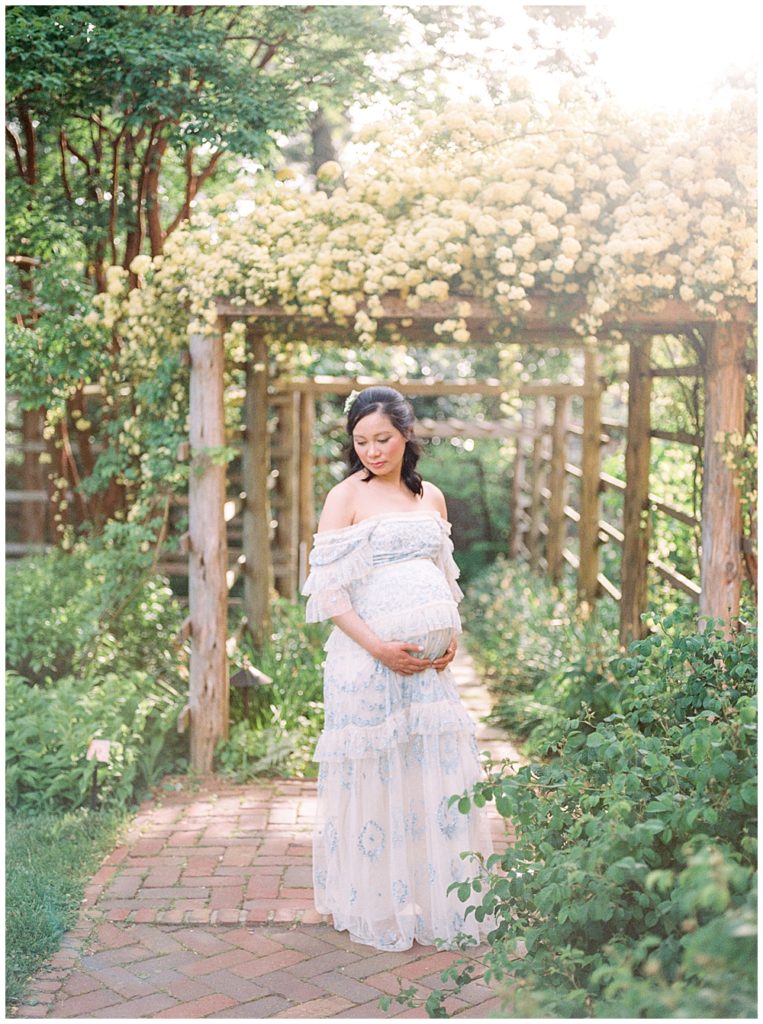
[421,480,448,517]
[317,475,362,531]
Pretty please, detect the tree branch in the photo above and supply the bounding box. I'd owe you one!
[58,129,74,202]
[62,132,93,176]
[163,147,223,238]
[18,101,38,185]
[5,123,26,180]
[109,127,126,265]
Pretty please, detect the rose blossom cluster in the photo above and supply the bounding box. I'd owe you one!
[93,89,755,365]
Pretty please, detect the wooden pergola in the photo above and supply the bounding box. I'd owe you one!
[185,292,753,771]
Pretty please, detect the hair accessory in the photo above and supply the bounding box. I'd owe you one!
[343,389,360,415]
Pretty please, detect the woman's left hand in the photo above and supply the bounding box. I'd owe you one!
[430,638,457,672]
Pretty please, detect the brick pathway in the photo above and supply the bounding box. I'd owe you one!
[14,649,522,1019]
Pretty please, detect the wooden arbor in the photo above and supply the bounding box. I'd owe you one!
[186,293,753,771]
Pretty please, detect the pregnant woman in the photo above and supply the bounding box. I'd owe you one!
[302,386,493,952]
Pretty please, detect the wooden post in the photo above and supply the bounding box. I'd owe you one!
[298,390,316,590]
[700,320,746,630]
[22,407,47,544]
[578,348,603,605]
[273,392,300,599]
[188,329,229,773]
[546,395,570,582]
[508,428,527,558]
[527,396,548,569]
[242,329,272,648]
[620,338,652,646]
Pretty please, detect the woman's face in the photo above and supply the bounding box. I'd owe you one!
[352,409,407,478]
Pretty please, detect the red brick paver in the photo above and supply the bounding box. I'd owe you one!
[11,649,523,1019]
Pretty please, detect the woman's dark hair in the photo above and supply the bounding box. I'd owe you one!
[345,386,423,496]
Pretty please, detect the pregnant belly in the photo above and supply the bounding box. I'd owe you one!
[407,626,455,662]
[354,560,460,659]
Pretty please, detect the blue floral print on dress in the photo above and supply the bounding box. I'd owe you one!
[358,819,385,862]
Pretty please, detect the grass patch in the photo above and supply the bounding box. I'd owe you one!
[5,808,127,1011]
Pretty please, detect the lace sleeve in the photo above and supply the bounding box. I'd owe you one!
[301,528,374,622]
[437,522,464,603]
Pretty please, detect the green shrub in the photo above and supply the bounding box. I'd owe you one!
[6,527,189,811]
[216,599,327,779]
[6,527,183,685]
[464,559,622,752]
[453,608,757,1017]
[6,670,187,811]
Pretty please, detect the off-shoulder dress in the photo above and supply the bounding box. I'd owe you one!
[302,510,493,951]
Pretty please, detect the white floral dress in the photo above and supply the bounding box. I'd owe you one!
[302,510,493,951]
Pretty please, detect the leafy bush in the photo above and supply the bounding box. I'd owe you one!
[464,558,622,752]
[216,599,327,779]
[6,528,188,811]
[6,523,183,685]
[452,607,757,1017]
[6,670,187,812]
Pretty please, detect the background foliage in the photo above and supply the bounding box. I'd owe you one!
[5,539,188,812]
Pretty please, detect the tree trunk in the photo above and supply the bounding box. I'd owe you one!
[309,108,340,175]
[188,328,229,773]
[699,320,746,631]
[620,338,652,646]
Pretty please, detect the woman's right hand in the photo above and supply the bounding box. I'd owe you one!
[374,640,426,675]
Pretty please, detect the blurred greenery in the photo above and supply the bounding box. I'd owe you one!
[216,600,328,780]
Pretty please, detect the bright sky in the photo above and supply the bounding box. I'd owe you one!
[592,2,758,112]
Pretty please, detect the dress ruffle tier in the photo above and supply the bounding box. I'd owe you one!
[302,510,493,952]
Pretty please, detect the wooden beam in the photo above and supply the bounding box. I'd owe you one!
[700,320,746,629]
[274,375,510,397]
[273,392,300,599]
[597,573,622,602]
[216,293,753,333]
[519,380,596,397]
[651,428,702,447]
[562,547,580,569]
[600,471,626,493]
[620,338,652,646]
[546,394,570,582]
[416,417,522,440]
[298,391,316,591]
[242,329,272,648]
[649,364,703,378]
[508,432,527,558]
[650,556,701,600]
[648,498,698,529]
[527,397,548,570]
[578,349,603,605]
[21,408,46,544]
[188,329,229,773]
[597,519,624,545]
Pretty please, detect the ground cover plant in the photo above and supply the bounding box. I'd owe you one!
[6,809,126,1012]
